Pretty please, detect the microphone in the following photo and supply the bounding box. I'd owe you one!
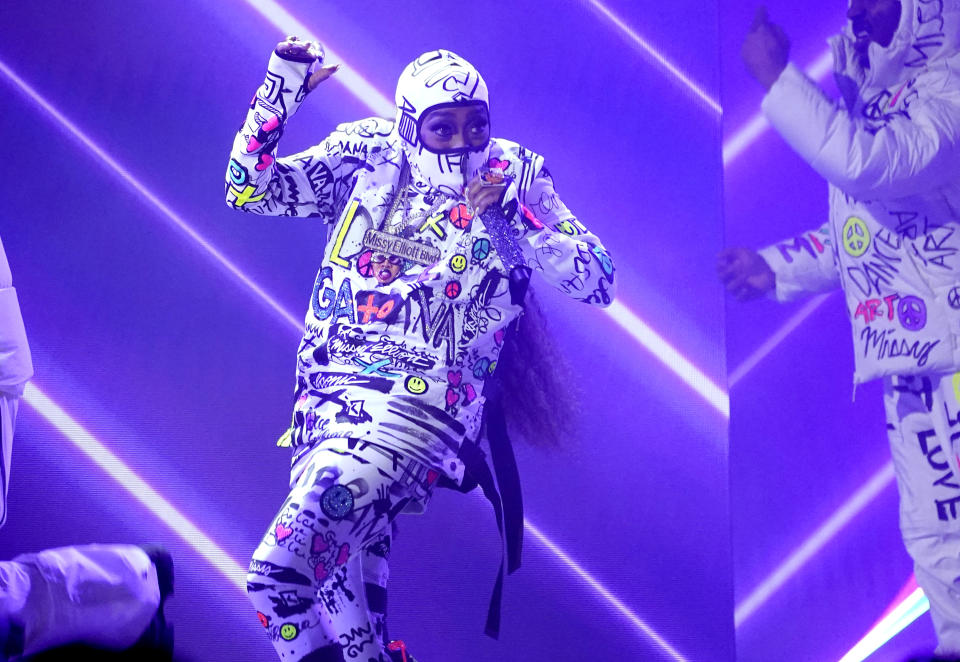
[478,204,531,306]
[479,205,525,270]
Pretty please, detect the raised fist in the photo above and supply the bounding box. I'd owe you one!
[275,36,339,92]
[741,7,790,90]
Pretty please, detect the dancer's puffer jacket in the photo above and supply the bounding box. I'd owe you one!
[758,0,960,384]
[0,235,32,396]
[225,50,616,480]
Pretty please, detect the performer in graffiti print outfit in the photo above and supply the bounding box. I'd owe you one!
[721,0,960,653]
[226,40,616,661]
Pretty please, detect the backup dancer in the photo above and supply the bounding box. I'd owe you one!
[722,0,960,653]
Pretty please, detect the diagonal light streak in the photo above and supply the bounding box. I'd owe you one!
[605,301,729,416]
[734,461,896,627]
[242,0,393,117]
[581,0,722,114]
[23,369,693,661]
[723,48,833,166]
[729,293,834,387]
[3,53,697,653]
[525,519,692,662]
[0,57,302,333]
[22,382,248,593]
[838,586,929,662]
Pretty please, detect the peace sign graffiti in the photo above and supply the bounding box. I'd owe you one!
[843,216,872,257]
[897,295,927,331]
[949,287,960,310]
[472,238,491,261]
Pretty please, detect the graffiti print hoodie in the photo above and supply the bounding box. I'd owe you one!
[225,49,616,480]
[758,0,960,383]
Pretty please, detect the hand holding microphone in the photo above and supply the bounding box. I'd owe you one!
[466,168,527,277]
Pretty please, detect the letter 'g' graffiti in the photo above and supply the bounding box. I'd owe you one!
[312,266,336,320]
[311,267,356,324]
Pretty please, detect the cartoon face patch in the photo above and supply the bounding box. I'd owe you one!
[370,252,404,285]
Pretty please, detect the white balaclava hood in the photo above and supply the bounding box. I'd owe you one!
[394,50,490,197]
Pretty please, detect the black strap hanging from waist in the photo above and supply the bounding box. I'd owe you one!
[486,397,524,574]
[443,396,524,639]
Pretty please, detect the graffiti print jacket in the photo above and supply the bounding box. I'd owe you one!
[0,234,32,397]
[758,0,960,384]
[226,53,616,479]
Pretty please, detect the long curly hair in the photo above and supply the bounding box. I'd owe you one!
[489,287,580,447]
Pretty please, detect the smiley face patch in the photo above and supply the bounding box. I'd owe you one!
[320,485,354,520]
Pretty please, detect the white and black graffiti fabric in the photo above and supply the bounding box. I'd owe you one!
[226,50,617,481]
[757,0,960,384]
[883,372,960,650]
[754,2,960,651]
[247,443,427,661]
[393,50,492,198]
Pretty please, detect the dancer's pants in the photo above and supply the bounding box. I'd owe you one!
[885,373,960,654]
[0,544,160,655]
[1,393,160,657]
[248,439,434,662]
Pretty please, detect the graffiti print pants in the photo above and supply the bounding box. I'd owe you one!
[885,373,960,654]
[248,439,434,662]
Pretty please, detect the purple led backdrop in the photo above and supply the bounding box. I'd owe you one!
[721,1,937,661]
[0,0,730,660]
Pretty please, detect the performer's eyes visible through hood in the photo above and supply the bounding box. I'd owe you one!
[848,0,902,50]
[393,50,491,195]
[418,102,490,154]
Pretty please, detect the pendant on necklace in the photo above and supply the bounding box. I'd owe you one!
[362,229,441,266]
